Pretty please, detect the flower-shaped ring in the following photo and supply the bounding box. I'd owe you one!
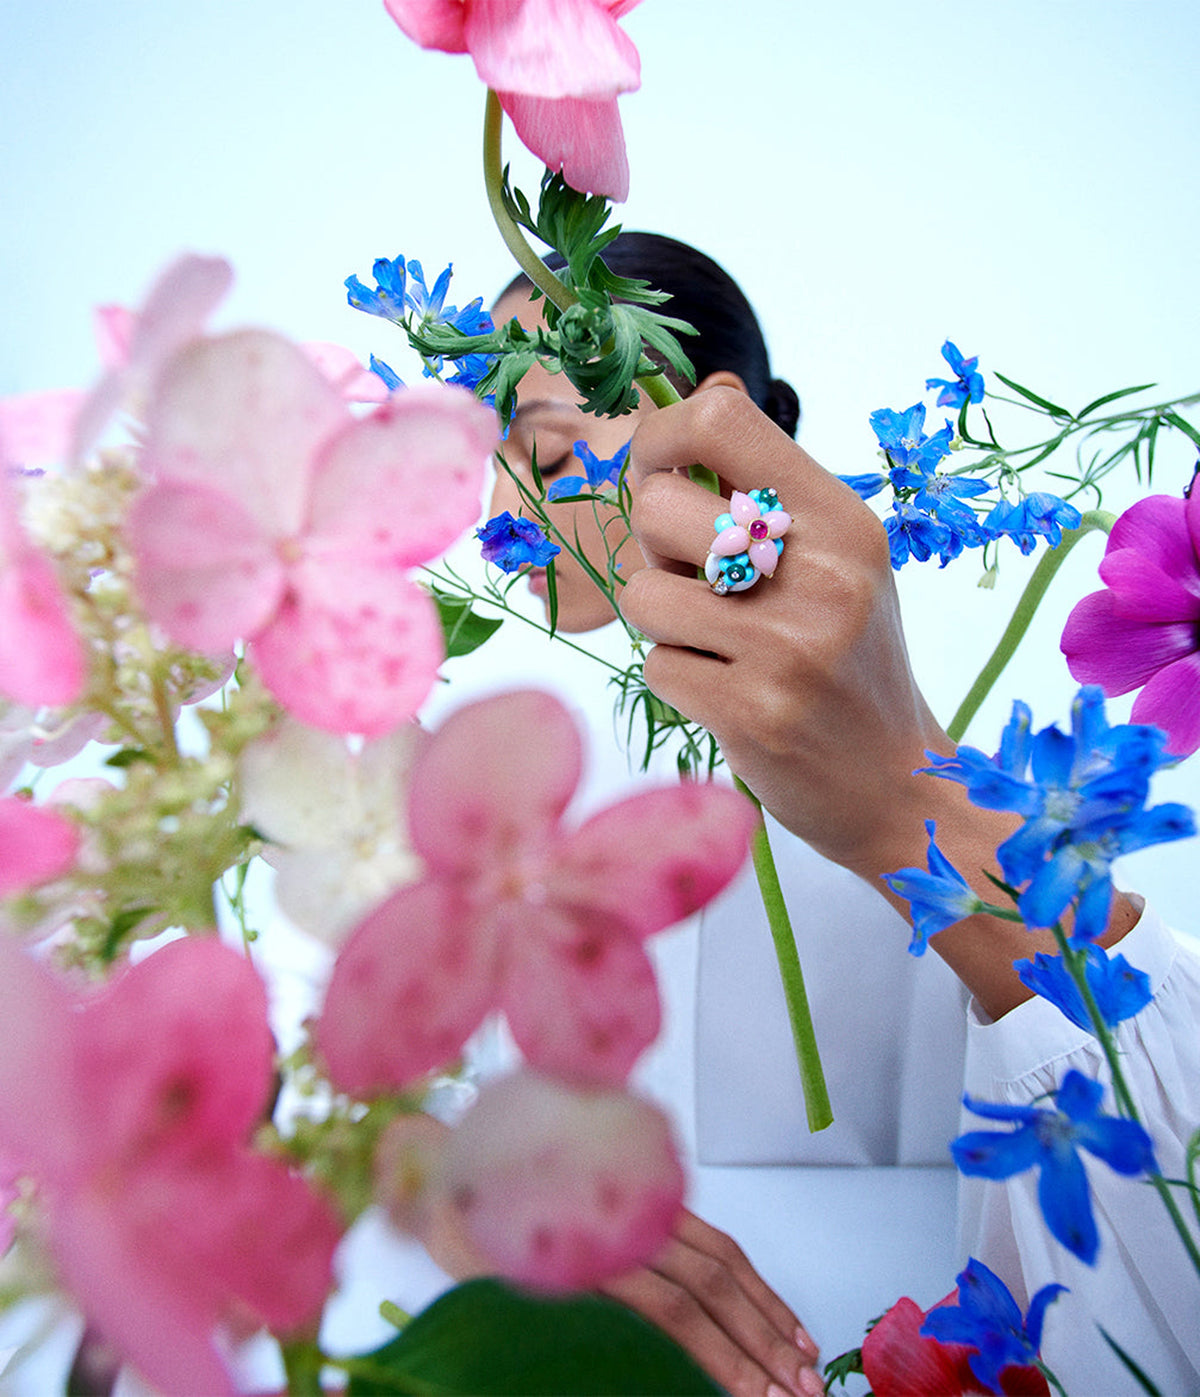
[704,488,792,595]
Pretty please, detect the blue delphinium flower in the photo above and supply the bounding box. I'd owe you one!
[345,256,409,323]
[870,403,954,475]
[882,820,985,955]
[952,1069,1157,1264]
[1016,946,1153,1031]
[884,500,953,567]
[925,340,985,409]
[546,441,631,501]
[920,1258,1065,1395]
[445,351,498,398]
[921,687,1195,940]
[984,492,1082,554]
[369,355,403,392]
[910,472,990,547]
[476,512,560,573]
[838,470,889,501]
[405,259,494,337]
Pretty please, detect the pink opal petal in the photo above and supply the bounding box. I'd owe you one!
[1061,589,1197,693]
[251,562,442,735]
[406,690,582,872]
[302,340,389,403]
[383,0,469,51]
[318,879,497,1096]
[729,491,758,526]
[1100,548,1200,620]
[749,538,779,576]
[0,390,84,466]
[128,480,284,653]
[466,0,640,100]
[142,329,346,536]
[1132,651,1200,756]
[500,92,630,200]
[443,1071,683,1291]
[0,797,79,896]
[76,938,275,1164]
[1108,495,1195,580]
[503,904,660,1085]
[764,508,792,538]
[552,782,757,939]
[307,381,494,563]
[711,523,750,557]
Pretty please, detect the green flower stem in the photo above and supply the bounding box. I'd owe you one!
[946,511,1115,744]
[1055,927,1200,1278]
[280,1337,326,1396]
[736,777,833,1131]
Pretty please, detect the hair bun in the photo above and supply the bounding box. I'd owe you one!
[765,377,801,439]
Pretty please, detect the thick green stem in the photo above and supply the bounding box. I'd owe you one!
[736,778,833,1131]
[280,1338,326,1396]
[946,511,1115,744]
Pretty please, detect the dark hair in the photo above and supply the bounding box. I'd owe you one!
[498,232,801,439]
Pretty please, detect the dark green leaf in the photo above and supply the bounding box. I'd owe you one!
[1162,409,1200,451]
[432,590,503,659]
[100,907,154,963]
[1097,1326,1163,1396]
[993,372,1072,420]
[823,1345,866,1392]
[105,747,153,769]
[344,1278,723,1395]
[545,557,559,635]
[1074,383,1156,419]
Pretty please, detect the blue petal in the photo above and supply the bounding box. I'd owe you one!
[1038,1142,1098,1263]
[951,1123,1042,1178]
[1075,1114,1157,1177]
[1024,1283,1069,1352]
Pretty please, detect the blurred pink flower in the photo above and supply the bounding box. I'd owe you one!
[0,463,87,709]
[317,689,756,1095]
[129,331,495,734]
[0,796,79,896]
[0,935,342,1397]
[383,0,642,199]
[377,1070,683,1290]
[1062,490,1200,755]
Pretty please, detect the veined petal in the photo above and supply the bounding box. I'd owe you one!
[406,690,583,874]
[442,1071,683,1291]
[465,0,640,100]
[1061,589,1197,694]
[383,0,469,52]
[252,561,443,735]
[128,479,284,653]
[317,879,497,1096]
[860,1296,971,1397]
[1107,494,1194,579]
[500,92,630,200]
[502,903,660,1085]
[552,782,757,939]
[141,329,346,537]
[1100,547,1200,621]
[1131,652,1200,756]
[0,797,79,896]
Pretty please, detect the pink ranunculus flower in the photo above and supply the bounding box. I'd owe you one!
[383,0,642,200]
[0,796,80,897]
[1061,489,1200,756]
[128,330,495,735]
[316,689,757,1096]
[0,935,343,1397]
[376,1070,684,1291]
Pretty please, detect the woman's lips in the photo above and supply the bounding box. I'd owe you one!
[526,569,548,596]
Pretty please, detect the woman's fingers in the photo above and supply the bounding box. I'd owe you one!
[599,1209,822,1397]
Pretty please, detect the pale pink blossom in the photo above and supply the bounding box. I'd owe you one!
[316,689,756,1095]
[1062,490,1200,755]
[0,935,342,1397]
[0,797,80,897]
[383,0,643,199]
[376,1070,683,1290]
[128,331,495,735]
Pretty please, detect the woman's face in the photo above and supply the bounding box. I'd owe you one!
[487,288,658,634]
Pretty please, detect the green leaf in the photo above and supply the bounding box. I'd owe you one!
[432,589,503,659]
[105,747,154,768]
[1074,382,1156,419]
[1097,1326,1163,1396]
[1162,409,1200,451]
[344,1278,723,1395]
[993,371,1072,420]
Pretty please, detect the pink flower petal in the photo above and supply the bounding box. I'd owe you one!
[306,381,495,565]
[0,390,84,466]
[128,479,284,653]
[93,305,136,370]
[406,689,583,871]
[252,562,444,735]
[765,508,792,538]
[1099,547,1200,621]
[0,797,79,896]
[729,491,758,527]
[142,329,346,537]
[500,91,630,200]
[502,904,660,1085]
[0,554,87,708]
[443,1071,683,1290]
[711,523,750,557]
[465,0,640,100]
[1061,589,1198,693]
[552,782,758,939]
[318,879,498,1096]
[749,538,780,576]
[1107,494,1195,579]
[383,0,469,51]
[1131,650,1200,756]
[301,340,389,403]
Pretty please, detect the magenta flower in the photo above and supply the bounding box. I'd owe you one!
[0,935,342,1396]
[0,796,79,896]
[1061,490,1200,755]
[129,331,495,735]
[383,0,642,200]
[317,689,757,1095]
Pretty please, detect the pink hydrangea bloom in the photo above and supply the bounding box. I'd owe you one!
[129,331,495,735]
[383,0,642,200]
[0,935,342,1396]
[0,460,87,709]
[1061,490,1200,756]
[377,1070,683,1291]
[0,796,80,896]
[317,689,756,1095]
